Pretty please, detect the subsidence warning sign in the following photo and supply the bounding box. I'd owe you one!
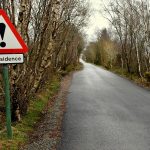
[0,54,24,64]
[0,9,28,54]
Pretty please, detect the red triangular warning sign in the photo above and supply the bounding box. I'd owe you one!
[0,9,28,54]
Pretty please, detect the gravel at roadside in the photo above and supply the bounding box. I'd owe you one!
[21,74,72,150]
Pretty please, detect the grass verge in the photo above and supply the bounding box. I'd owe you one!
[110,67,150,89]
[61,62,83,76]
[0,75,60,150]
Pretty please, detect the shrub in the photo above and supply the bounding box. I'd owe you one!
[65,64,75,72]
[145,72,150,82]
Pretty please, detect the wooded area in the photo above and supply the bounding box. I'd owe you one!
[84,0,150,83]
[0,0,89,122]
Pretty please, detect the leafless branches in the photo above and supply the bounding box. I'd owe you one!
[0,0,89,121]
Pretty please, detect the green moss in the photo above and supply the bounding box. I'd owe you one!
[0,75,60,150]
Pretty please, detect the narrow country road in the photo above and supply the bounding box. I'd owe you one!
[59,61,150,150]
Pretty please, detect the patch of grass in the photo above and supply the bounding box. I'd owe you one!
[91,62,150,88]
[61,63,83,76]
[74,62,84,71]
[110,68,132,78]
[145,72,150,82]
[0,75,60,150]
[110,67,150,88]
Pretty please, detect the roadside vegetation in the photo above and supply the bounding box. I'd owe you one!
[0,62,83,149]
[83,0,150,88]
[0,0,88,121]
[0,75,60,149]
[0,0,88,148]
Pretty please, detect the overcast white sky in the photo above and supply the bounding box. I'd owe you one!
[83,0,110,42]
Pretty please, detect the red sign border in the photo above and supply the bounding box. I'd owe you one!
[0,9,28,54]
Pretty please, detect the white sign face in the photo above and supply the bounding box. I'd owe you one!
[0,54,24,64]
[0,16,22,49]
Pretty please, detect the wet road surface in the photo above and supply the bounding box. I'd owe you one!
[59,61,150,150]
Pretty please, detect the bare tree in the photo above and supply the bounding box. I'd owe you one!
[0,0,89,121]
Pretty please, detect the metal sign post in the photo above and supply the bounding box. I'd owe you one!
[0,9,28,139]
[2,64,12,139]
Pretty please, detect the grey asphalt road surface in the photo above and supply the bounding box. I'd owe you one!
[59,61,150,150]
